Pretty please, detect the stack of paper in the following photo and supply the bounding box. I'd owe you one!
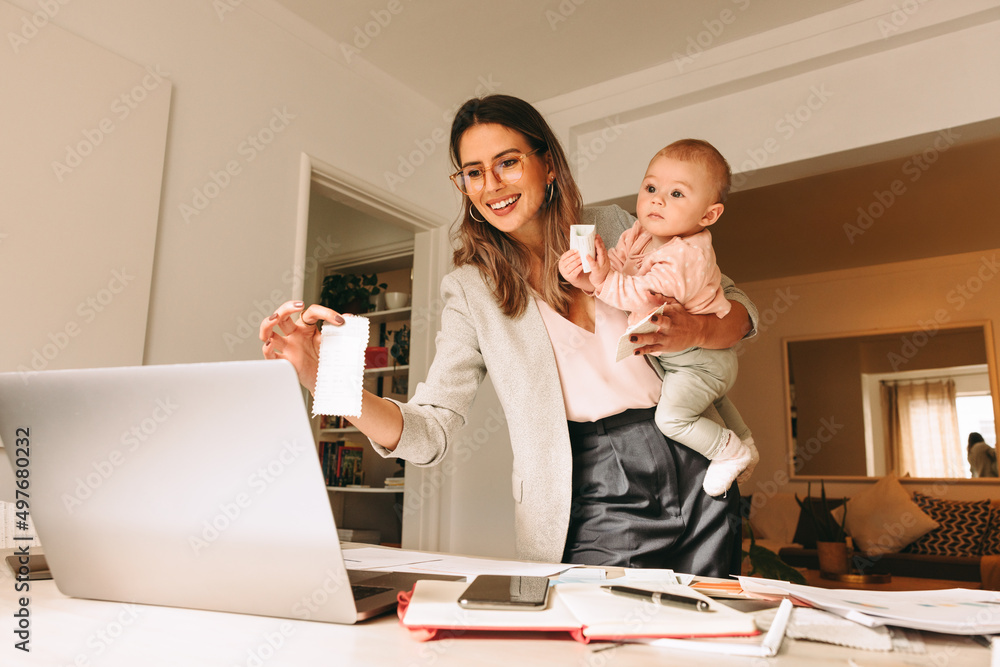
[741,578,1000,635]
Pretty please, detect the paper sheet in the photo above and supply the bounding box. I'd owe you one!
[756,606,893,652]
[615,303,667,361]
[341,546,443,570]
[342,547,568,577]
[622,567,695,586]
[401,555,569,578]
[312,315,369,417]
[558,583,758,638]
[643,598,793,657]
[742,577,1000,635]
[552,567,607,584]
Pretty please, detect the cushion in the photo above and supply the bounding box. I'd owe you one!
[747,492,801,545]
[980,503,1000,556]
[903,493,993,558]
[831,474,938,556]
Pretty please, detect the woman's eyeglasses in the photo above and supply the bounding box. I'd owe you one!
[449,149,540,196]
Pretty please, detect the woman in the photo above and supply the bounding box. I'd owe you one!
[968,432,998,477]
[260,95,758,576]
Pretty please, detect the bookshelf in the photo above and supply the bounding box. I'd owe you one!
[312,245,413,547]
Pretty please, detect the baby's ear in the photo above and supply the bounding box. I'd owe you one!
[701,203,724,227]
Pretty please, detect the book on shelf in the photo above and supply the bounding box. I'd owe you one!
[318,440,342,487]
[336,444,365,486]
[399,580,759,643]
[320,440,365,486]
[319,415,352,430]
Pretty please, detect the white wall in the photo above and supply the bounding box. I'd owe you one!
[1,1,170,375]
[6,0,457,367]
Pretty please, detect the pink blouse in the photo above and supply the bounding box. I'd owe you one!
[534,296,662,423]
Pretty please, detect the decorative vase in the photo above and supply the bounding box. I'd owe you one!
[384,292,409,310]
[817,541,849,574]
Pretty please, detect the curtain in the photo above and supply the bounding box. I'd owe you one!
[881,380,962,477]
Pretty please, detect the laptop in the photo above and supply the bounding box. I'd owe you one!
[0,359,455,623]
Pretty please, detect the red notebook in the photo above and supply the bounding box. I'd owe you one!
[398,580,759,644]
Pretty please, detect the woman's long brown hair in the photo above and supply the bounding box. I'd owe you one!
[449,95,582,318]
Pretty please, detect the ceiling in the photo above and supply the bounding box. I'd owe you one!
[272,0,864,108]
[277,1,1000,283]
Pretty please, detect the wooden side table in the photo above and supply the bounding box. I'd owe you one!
[798,568,981,591]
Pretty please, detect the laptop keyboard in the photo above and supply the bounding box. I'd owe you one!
[351,584,393,601]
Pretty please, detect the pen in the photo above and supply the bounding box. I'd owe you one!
[601,585,714,613]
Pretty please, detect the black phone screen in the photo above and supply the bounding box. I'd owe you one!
[457,574,551,610]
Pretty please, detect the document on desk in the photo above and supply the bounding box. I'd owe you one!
[640,598,793,657]
[400,555,568,578]
[399,580,759,643]
[343,547,568,577]
[741,577,1000,635]
[341,547,444,571]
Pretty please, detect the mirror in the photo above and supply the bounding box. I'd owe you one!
[785,322,999,480]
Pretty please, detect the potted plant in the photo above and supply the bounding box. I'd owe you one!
[390,325,410,366]
[320,273,387,315]
[795,480,849,574]
[742,521,807,584]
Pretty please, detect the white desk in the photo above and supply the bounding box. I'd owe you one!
[0,556,992,666]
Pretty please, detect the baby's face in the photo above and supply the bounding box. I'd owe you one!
[636,156,721,240]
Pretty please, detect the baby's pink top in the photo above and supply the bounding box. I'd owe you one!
[534,295,661,423]
[596,221,731,326]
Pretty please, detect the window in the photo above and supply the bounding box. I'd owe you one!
[862,364,993,478]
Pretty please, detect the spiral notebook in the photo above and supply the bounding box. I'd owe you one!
[399,580,759,643]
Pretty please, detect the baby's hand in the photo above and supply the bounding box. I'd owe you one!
[558,249,594,292]
[588,235,610,291]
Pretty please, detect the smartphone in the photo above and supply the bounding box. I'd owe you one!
[457,575,551,611]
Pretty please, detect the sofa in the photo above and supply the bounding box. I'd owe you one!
[743,474,1000,590]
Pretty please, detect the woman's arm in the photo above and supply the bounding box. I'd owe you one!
[628,300,752,355]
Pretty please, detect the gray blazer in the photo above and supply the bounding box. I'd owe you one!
[371,205,759,563]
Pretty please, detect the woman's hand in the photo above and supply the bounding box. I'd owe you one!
[260,300,405,449]
[259,300,344,393]
[630,299,752,355]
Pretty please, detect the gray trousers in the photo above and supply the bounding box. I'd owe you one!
[563,408,742,577]
[654,346,750,458]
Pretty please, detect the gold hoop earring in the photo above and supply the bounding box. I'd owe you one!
[469,203,486,222]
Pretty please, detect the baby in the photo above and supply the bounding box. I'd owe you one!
[561,139,757,496]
